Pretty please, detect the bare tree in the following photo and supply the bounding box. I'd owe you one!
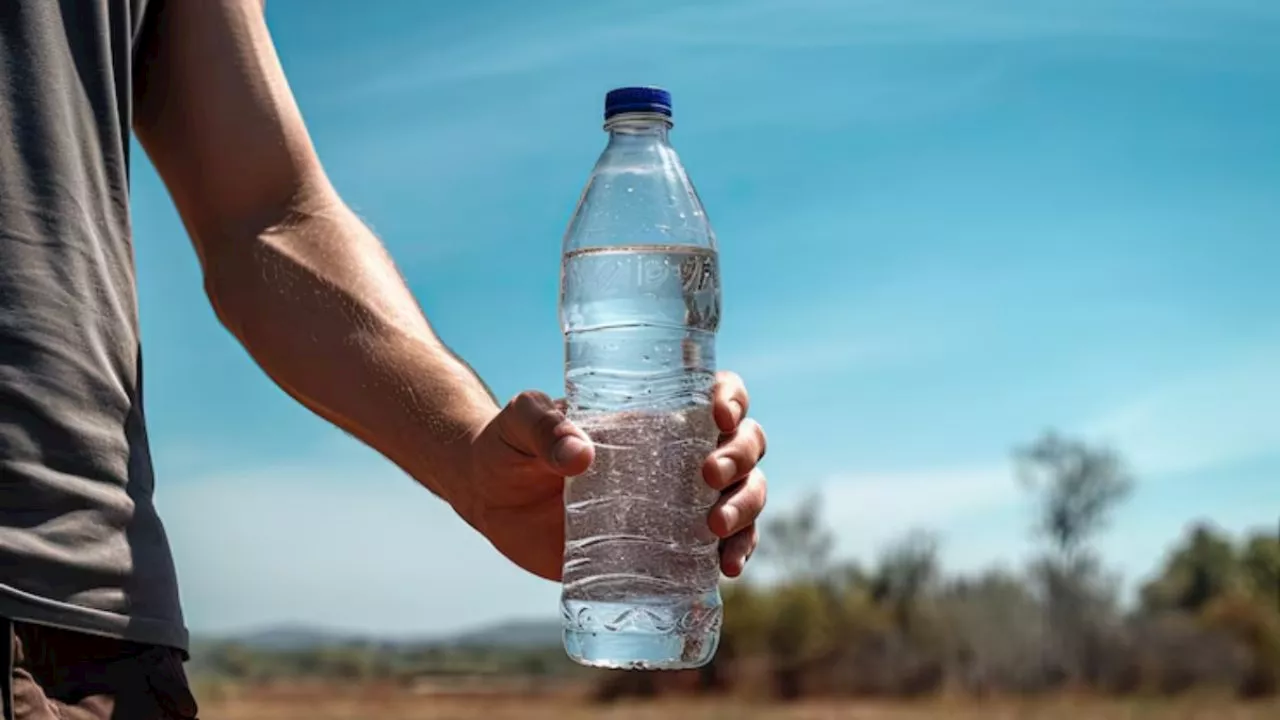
[1015,430,1135,687]
[1015,430,1135,561]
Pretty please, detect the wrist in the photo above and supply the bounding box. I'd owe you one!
[420,407,493,534]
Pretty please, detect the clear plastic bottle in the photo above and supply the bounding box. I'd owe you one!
[559,86,722,670]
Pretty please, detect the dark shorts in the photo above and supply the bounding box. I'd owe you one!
[1,619,198,719]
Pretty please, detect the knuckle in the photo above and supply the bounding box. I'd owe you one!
[737,418,766,456]
[716,371,747,399]
[512,390,550,410]
[748,469,767,505]
[732,373,750,398]
[725,440,751,463]
[533,408,567,438]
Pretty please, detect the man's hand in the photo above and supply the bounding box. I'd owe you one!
[461,371,767,582]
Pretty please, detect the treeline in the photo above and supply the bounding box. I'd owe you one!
[191,641,585,683]
[682,509,1279,701]
[600,431,1279,701]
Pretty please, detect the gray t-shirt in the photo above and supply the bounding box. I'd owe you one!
[0,0,186,650]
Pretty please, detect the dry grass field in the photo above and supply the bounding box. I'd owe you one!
[195,684,1280,720]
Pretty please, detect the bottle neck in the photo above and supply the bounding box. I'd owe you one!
[603,112,672,142]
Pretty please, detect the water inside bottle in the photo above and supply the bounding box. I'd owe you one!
[560,245,723,669]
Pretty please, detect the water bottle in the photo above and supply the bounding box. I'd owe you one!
[559,86,723,670]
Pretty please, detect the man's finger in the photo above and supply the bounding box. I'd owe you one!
[703,418,767,489]
[720,525,758,578]
[708,468,767,539]
[712,370,749,433]
[497,391,593,475]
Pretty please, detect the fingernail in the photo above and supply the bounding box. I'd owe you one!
[715,457,737,485]
[720,506,740,535]
[553,436,587,467]
[729,400,744,424]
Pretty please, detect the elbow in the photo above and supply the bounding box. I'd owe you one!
[189,196,312,343]
[201,254,250,343]
[189,181,346,346]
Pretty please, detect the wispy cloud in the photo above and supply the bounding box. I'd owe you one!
[816,463,1018,545]
[761,462,1021,567]
[320,0,1279,104]
[157,454,559,635]
[647,0,1280,49]
[729,337,912,381]
[773,342,1280,569]
[1085,344,1280,477]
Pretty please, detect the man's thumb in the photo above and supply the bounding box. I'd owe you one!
[498,391,594,476]
[549,434,593,476]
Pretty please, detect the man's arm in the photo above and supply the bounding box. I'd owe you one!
[132,1,768,581]
[132,0,495,514]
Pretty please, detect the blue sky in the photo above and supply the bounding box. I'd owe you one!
[130,0,1280,636]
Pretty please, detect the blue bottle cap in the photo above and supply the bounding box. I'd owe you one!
[604,86,672,120]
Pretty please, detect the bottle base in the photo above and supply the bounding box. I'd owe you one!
[561,593,722,671]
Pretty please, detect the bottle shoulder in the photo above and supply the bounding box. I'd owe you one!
[563,137,716,253]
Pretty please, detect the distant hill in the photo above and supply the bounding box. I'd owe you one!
[448,618,562,649]
[223,623,371,651]
[197,617,562,652]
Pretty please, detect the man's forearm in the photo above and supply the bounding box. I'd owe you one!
[201,191,497,512]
